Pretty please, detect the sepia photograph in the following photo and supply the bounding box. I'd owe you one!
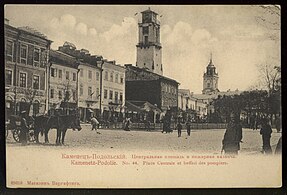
[4,5,281,188]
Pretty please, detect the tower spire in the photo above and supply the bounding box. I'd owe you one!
[210,52,213,64]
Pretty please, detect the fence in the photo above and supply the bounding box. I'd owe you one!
[99,122,227,130]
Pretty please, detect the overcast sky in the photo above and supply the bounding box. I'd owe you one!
[5,5,280,93]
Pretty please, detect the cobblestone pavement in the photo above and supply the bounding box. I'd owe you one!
[6,125,281,155]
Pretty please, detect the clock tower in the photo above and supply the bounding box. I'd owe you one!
[136,8,163,75]
[202,54,219,94]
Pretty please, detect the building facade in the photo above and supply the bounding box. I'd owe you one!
[202,56,219,95]
[48,50,79,112]
[101,61,126,121]
[125,65,178,111]
[5,20,52,120]
[136,8,163,76]
[58,42,125,121]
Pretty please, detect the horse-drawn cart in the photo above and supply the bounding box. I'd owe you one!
[6,115,36,143]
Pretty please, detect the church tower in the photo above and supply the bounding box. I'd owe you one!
[136,8,163,75]
[202,54,219,94]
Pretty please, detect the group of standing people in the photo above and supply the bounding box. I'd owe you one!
[176,116,192,137]
[222,112,280,155]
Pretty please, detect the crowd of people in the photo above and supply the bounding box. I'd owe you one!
[16,108,282,155]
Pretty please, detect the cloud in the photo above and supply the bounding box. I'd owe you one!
[191,29,211,45]
[50,14,94,37]
[220,24,265,40]
[89,28,97,36]
[75,22,88,35]
[60,14,77,28]
[160,21,219,93]
[100,17,137,42]
[50,14,76,29]
[164,21,193,45]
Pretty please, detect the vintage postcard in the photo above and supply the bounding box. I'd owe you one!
[4,5,281,188]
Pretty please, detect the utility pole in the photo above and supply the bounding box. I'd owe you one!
[99,60,104,119]
[76,62,80,107]
[45,46,51,113]
[14,32,20,115]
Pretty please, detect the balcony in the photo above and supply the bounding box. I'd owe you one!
[5,86,45,96]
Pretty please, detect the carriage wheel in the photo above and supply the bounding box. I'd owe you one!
[12,129,21,143]
[28,130,36,142]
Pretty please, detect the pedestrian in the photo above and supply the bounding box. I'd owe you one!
[20,110,29,146]
[144,115,151,131]
[275,117,281,133]
[260,118,272,154]
[222,112,243,155]
[275,136,282,155]
[124,117,131,131]
[91,116,100,134]
[162,115,167,133]
[186,118,191,136]
[176,118,182,137]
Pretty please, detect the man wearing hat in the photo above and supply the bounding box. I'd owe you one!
[222,112,243,155]
[259,118,272,154]
[20,110,29,145]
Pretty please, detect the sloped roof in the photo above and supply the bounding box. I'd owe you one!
[126,65,179,84]
[125,101,144,113]
[178,89,191,97]
[129,101,161,112]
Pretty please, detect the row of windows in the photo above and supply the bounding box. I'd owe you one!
[103,89,123,102]
[50,88,76,101]
[79,85,123,102]
[162,84,177,95]
[79,85,100,98]
[5,69,40,89]
[79,69,100,81]
[104,71,124,84]
[51,68,77,81]
[6,40,45,67]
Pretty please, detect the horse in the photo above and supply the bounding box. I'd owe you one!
[34,115,53,143]
[55,114,82,145]
[34,114,81,145]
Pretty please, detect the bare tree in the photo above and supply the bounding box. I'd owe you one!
[257,63,281,95]
[254,5,280,31]
[62,79,72,103]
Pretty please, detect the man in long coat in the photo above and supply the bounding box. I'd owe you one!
[260,118,272,154]
[20,111,29,145]
[222,112,243,155]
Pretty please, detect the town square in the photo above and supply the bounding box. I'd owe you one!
[4,5,282,188]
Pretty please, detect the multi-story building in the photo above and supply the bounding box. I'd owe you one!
[48,50,79,112]
[58,42,125,121]
[178,89,192,111]
[5,19,52,120]
[101,60,126,121]
[125,64,178,111]
[125,8,179,112]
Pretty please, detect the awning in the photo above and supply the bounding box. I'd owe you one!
[125,101,144,113]
[60,102,77,108]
